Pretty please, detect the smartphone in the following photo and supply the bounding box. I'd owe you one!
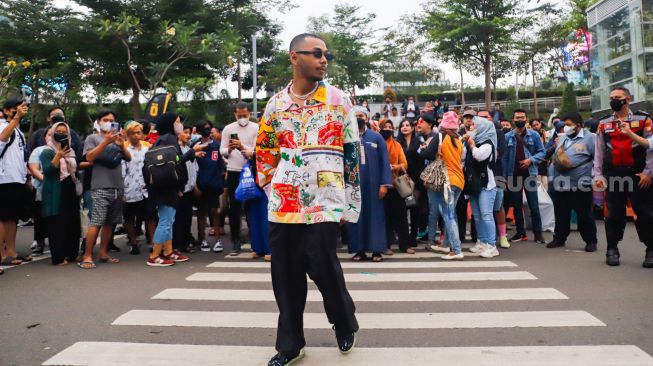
[230,133,239,140]
[110,122,120,134]
[60,139,69,150]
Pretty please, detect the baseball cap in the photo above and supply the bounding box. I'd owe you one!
[462,110,477,117]
[2,99,23,110]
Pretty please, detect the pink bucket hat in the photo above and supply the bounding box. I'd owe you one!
[440,111,459,130]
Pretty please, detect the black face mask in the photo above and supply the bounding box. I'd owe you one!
[357,118,366,130]
[502,128,511,134]
[610,98,627,112]
[200,127,211,138]
[380,130,393,140]
[53,133,68,143]
[515,121,526,129]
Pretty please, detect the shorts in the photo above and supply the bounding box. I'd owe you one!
[197,187,224,211]
[89,188,124,227]
[0,183,27,221]
[123,199,157,224]
[493,187,504,212]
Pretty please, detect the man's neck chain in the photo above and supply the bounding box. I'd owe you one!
[289,82,319,100]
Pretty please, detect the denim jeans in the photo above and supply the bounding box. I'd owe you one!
[153,204,176,244]
[427,187,462,254]
[470,188,498,246]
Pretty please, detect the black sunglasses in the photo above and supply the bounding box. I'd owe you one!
[295,49,334,61]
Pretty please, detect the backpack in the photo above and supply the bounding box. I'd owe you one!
[463,142,494,196]
[143,145,179,189]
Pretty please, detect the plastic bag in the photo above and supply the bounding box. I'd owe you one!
[523,182,555,232]
[235,161,263,201]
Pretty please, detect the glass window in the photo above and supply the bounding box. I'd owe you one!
[607,31,631,60]
[644,0,653,22]
[589,26,598,45]
[591,90,603,111]
[607,59,633,84]
[644,24,653,47]
[646,53,653,73]
[599,8,630,39]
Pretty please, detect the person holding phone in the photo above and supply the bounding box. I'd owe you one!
[219,101,259,256]
[40,122,81,265]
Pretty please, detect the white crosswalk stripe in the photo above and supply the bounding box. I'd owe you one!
[43,257,653,365]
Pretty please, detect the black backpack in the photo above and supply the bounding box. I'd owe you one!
[463,142,494,196]
[143,145,179,189]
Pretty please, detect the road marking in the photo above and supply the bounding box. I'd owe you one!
[186,271,537,282]
[43,343,653,366]
[225,251,483,259]
[112,310,605,328]
[207,260,519,269]
[152,287,568,302]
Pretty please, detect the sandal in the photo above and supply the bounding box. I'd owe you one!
[384,249,393,256]
[404,248,416,254]
[352,253,367,261]
[372,253,383,262]
[16,254,33,262]
[264,255,272,262]
[77,261,96,269]
[98,257,120,263]
[1,256,23,266]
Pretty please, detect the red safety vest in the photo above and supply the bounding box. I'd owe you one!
[598,112,652,176]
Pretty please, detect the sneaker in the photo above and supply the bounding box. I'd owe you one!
[146,255,175,267]
[441,252,464,260]
[585,242,597,252]
[129,244,141,255]
[212,241,224,253]
[200,240,210,252]
[480,244,500,258]
[534,233,546,244]
[268,349,305,366]
[30,240,45,255]
[18,218,34,227]
[228,250,241,257]
[430,244,450,254]
[509,233,528,242]
[546,240,565,248]
[499,237,510,249]
[333,326,356,354]
[469,242,485,253]
[166,250,189,262]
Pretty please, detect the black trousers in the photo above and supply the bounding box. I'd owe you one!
[455,194,476,242]
[408,185,428,243]
[384,189,412,250]
[227,171,245,245]
[47,177,81,264]
[172,191,194,250]
[605,177,653,251]
[33,201,48,242]
[270,222,358,355]
[552,190,597,245]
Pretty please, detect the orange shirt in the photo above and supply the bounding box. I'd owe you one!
[440,135,464,190]
[386,138,407,179]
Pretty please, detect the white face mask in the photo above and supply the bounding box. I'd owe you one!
[174,122,183,135]
[0,118,6,124]
[563,125,576,136]
[237,118,249,127]
[99,122,112,132]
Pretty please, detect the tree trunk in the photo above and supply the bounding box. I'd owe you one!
[28,85,38,138]
[236,58,242,102]
[531,57,538,119]
[459,65,466,106]
[484,57,492,109]
[131,86,142,120]
[492,80,497,102]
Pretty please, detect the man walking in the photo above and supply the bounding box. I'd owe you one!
[256,33,361,366]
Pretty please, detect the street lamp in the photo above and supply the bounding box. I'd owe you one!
[252,33,258,119]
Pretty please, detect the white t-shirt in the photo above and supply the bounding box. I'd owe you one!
[219,121,259,172]
[0,121,27,184]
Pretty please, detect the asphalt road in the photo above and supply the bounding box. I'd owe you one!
[1,220,652,365]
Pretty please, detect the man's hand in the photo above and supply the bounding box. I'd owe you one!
[378,186,388,199]
[193,143,207,152]
[519,159,532,169]
[13,103,28,120]
[195,151,206,158]
[593,177,606,191]
[619,121,634,136]
[103,131,118,144]
[636,173,652,189]
[229,139,243,152]
[114,133,125,146]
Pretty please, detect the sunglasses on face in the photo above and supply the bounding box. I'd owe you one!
[295,48,334,61]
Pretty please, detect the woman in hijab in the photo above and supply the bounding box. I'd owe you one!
[40,122,81,265]
[464,117,500,259]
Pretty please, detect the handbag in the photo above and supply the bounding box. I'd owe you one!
[420,133,449,192]
[394,170,415,199]
[553,138,586,173]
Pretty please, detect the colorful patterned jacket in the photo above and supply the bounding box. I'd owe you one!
[255,81,361,225]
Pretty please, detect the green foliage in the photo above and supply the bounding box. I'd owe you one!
[188,92,208,125]
[69,103,91,135]
[112,101,131,122]
[560,82,579,114]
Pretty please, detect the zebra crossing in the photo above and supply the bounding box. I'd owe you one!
[43,251,653,366]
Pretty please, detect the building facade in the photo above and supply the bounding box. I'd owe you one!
[588,0,653,114]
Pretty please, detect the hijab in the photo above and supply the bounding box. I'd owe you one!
[472,116,497,149]
[46,122,77,181]
[156,112,179,135]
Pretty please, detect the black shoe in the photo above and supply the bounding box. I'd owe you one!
[534,233,546,244]
[129,245,140,255]
[643,250,653,268]
[606,249,620,266]
[108,243,121,252]
[333,325,356,354]
[546,240,565,248]
[585,242,597,252]
[509,233,528,242]
[268,349,305,366]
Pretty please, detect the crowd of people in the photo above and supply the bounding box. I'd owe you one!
[0,85,652,275]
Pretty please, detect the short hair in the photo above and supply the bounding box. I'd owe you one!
[611,86,631,98]
[183,125,192,131]
[139,119,151,135]
[391,107,397,111]
[195,119,213,130]
[513,109,528,118]
[421,114,436,126]
[289,33,325,52]
[47,106,64,116]
[96,110,116,121]
[234,101,249,111]
[124,121,143,133]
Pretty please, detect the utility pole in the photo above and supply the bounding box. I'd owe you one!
[252,33,258,119]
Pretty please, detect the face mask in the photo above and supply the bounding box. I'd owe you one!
[99,122,112,132]
[53,133,68,143]
[408,101,414,105]
[357,118,366,130]
[515,121,526,129]
[0,118,5,124]
[191,134,201,143]
[237,118,249,127]
[380,130,393,140]
[610,98,627,112]
[563,125,576,136]
[200,128,211,138]
[502,128,511,134]
[174,122,183,135]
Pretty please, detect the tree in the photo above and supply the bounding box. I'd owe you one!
[257,49,293,93]
[423,0,526,108]
[383,87,397,103]
[559,82,578,114]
